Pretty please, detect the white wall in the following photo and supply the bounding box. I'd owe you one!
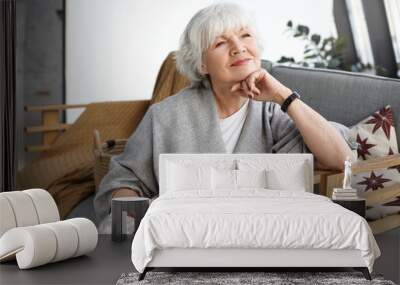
[66,0,336,122]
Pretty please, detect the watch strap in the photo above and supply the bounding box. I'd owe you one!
[280,91,300,113]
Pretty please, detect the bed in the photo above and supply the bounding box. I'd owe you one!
[131,154,381,281]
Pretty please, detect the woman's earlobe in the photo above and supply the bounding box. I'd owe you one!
[199,64,208,75]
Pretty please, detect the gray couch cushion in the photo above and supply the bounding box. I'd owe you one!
[262,62,400,148]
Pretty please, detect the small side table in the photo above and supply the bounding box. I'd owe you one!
[332,198,366,218]
[111,197,150,242]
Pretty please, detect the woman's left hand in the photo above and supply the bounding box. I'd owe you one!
[231,68,292,104]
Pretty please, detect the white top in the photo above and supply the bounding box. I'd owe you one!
[219,99,249,153]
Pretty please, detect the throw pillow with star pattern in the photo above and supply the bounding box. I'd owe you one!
[348,105,400,221]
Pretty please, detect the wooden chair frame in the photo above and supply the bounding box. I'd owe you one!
[24,104,90,152]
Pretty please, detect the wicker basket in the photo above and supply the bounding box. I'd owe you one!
[93,130,127,191]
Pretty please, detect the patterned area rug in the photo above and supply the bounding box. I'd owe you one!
[116,271,396,285]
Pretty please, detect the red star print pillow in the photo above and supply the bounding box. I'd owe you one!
[348,105,400,221]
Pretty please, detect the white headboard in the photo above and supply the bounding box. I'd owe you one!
[159,153,314,195]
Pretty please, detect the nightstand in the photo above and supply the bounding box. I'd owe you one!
[332,198,366,218]
[112,197,150,242]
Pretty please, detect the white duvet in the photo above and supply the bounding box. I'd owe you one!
[131,189,381,273]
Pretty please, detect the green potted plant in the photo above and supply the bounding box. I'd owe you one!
[277,20,377,73]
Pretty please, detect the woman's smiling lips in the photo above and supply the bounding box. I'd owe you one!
[230,58,251,67]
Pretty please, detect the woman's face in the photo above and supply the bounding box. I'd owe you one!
[201,27,261,86]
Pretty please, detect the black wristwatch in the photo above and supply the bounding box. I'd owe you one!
[280,91,300,113]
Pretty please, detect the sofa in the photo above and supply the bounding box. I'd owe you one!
[66,56,400,228]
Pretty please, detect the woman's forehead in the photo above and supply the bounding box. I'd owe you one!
[214,26,249,38]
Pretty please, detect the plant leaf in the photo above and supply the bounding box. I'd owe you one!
[321,38,329,50]
[304,54,318,59]
[311,34,321,45]
[277,56,296,63]
[297,25,310,36]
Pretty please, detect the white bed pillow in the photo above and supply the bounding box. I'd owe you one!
[165,159,236,192]
[236,169,268,188]
[266,168,307,191]
[211,168,236,190]
[237,159,307,191]
[211,168,268,190]
[167,161,211,191]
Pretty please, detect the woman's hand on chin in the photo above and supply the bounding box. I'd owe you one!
[230,68,292,104]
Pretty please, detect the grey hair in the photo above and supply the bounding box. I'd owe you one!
[175,2,264,89]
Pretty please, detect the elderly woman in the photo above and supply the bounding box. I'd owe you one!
[94,3,354,223]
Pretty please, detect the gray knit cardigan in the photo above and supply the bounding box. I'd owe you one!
[94,86,352,221]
